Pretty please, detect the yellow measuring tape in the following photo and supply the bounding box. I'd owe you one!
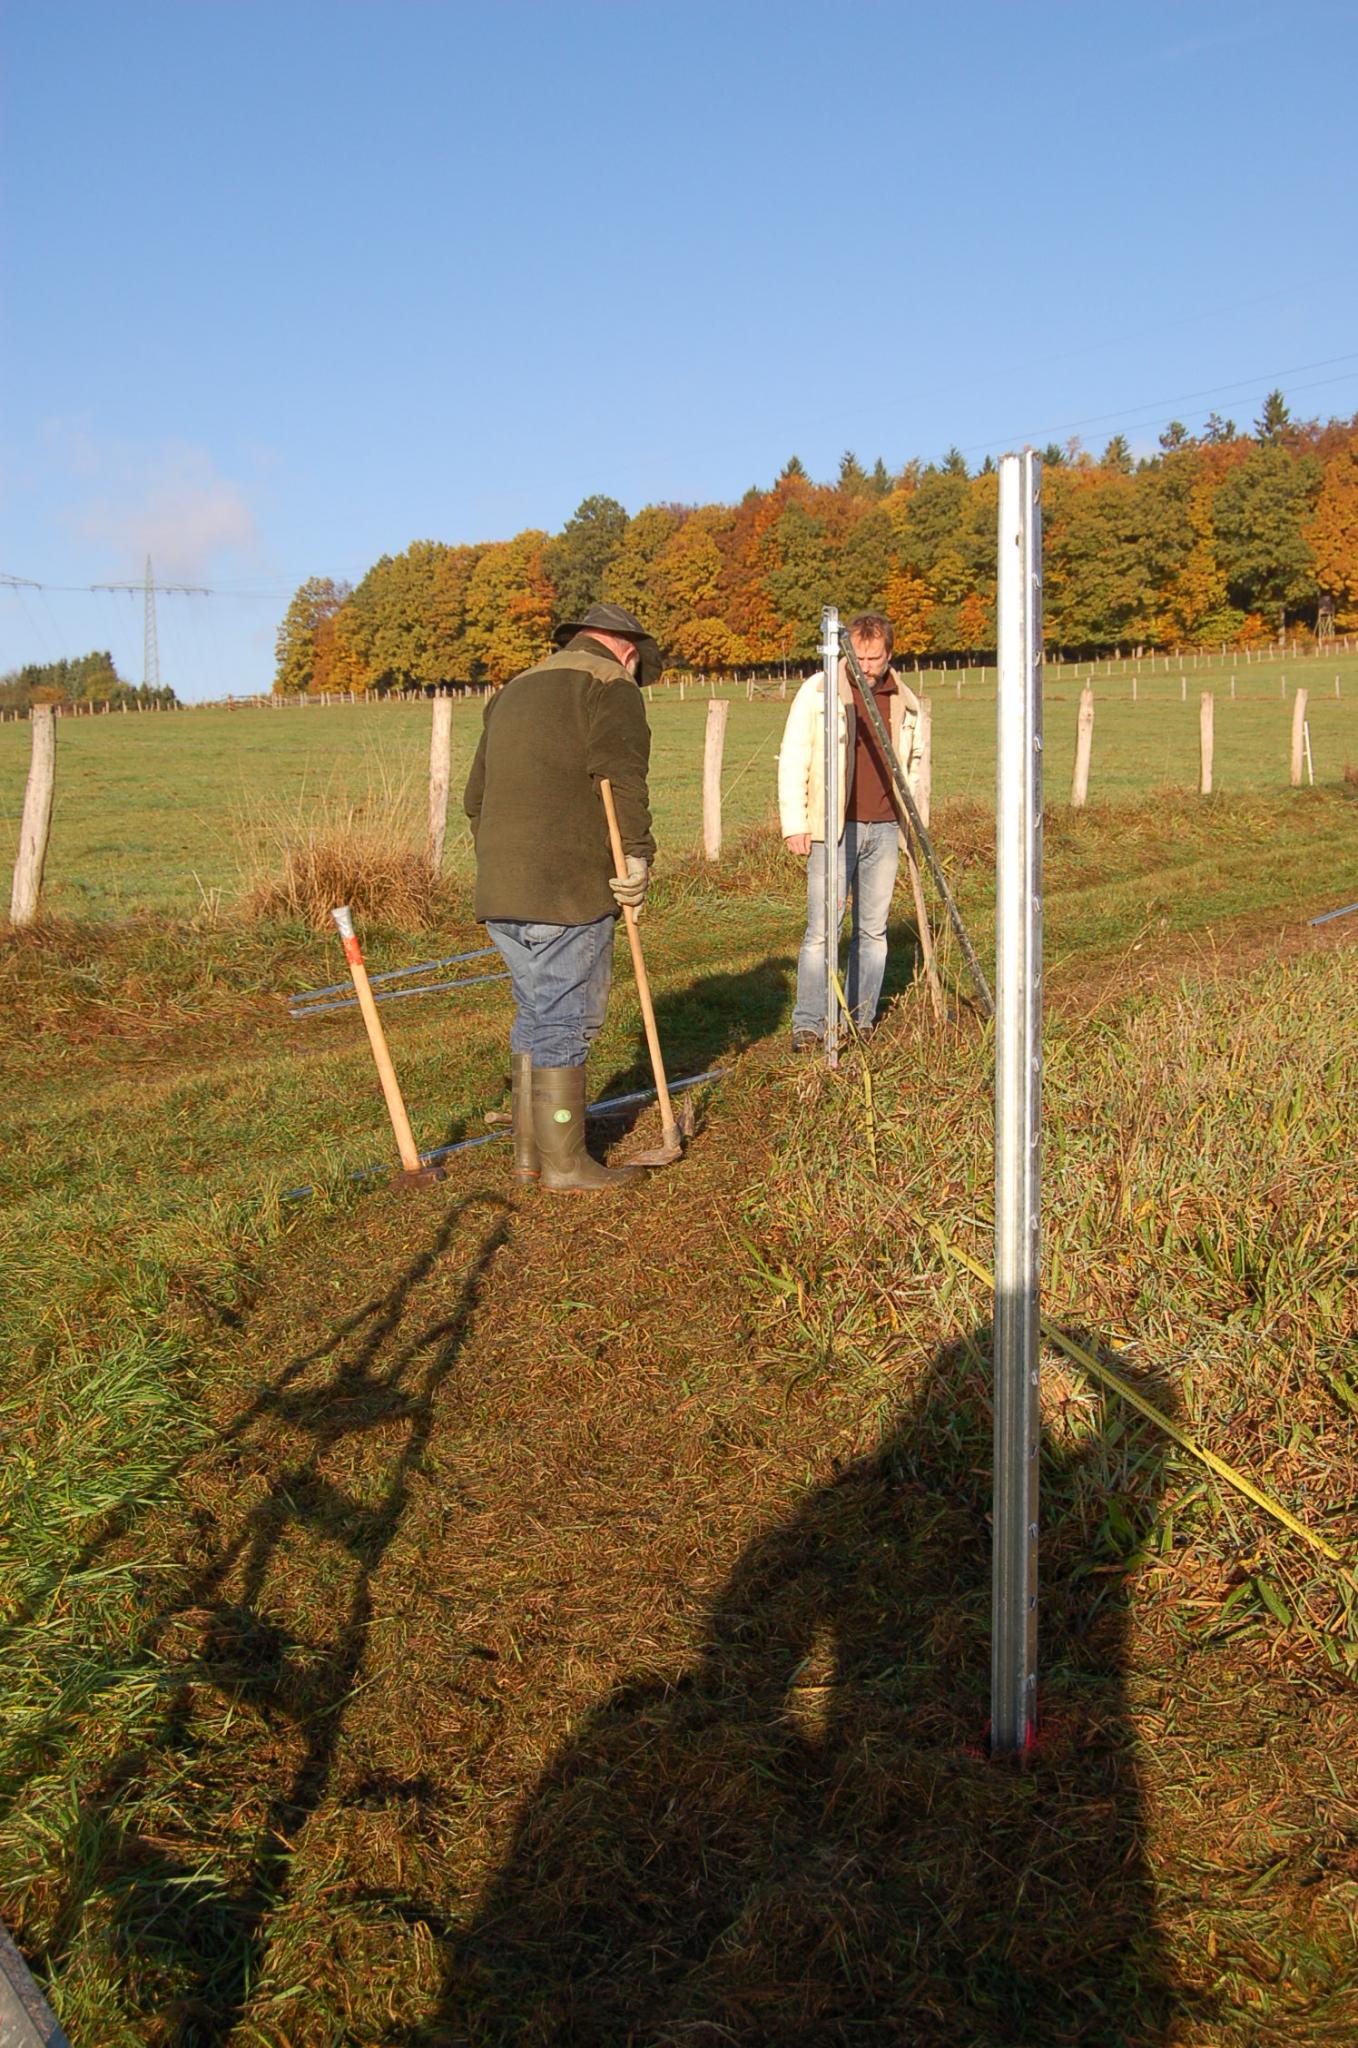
[931,1225,1349,1570]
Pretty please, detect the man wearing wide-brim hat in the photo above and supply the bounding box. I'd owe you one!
[464,602,664,1192]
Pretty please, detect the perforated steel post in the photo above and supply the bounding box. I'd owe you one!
[992,450,1044,1755]
[821,604,840,1069]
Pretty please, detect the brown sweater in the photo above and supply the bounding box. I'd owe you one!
[463,635,655,924]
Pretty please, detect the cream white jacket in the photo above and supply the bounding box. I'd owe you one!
[776,661,922,844]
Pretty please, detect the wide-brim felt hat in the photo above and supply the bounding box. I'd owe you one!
[553,601,665,687]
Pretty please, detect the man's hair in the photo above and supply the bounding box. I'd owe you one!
[846,610,894,655]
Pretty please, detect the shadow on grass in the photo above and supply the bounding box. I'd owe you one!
[593,954,794,1108]
[413,1329,1187,2047]
[27,1192,513,2045]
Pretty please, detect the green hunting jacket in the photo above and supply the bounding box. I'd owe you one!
[463,634,655,925]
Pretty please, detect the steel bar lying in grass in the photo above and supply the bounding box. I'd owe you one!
[1310,900,1358,926]
[934,1229,1350,1573]
[290,970,509,1019]
[281,1067,725,1203]
[839,631,995,1019]
[992,447,1044,1757]
[290,947,499,1006]
[1,1917,71,2048]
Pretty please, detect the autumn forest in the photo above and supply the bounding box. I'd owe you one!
[274,394,1358,693]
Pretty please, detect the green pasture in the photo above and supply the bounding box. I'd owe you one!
[1,791,1357,2039]
[3,642,1357,919]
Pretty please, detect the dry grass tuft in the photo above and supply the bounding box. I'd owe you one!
[237,770,446,929]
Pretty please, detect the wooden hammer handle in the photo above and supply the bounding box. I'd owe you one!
[598,779,679,1145]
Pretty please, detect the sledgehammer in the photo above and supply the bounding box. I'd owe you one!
[331,906,447,1189]
[598,779,684,1167]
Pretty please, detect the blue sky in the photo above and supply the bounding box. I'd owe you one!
[4,0,1356,699]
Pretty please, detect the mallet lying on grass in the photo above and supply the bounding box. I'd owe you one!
[331,905,447,1190]
[598,777,684,1168]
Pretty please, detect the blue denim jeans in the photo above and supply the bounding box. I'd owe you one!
[792,820,901,1035]
[486,915,615,1068]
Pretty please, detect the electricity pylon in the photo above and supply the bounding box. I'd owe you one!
[91,556,209,690]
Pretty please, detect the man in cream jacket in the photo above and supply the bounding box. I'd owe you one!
[777,609,921,1048]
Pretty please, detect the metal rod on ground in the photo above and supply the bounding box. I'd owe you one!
[290,969,509,1018]
[1310,900,1358,926]
[1,1918,71,2048]
[9,704,56,927]
[330,905,445,1187]
[290,948,499,1006]
[839,632,995,1018]
[992,447,1044,1757]
[284,1070,724,1202]
[821,604,841,1069]
[427,695,454,871]
[598,778,682,1163]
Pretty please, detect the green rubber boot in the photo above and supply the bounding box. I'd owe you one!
[532,1066,639,1193]
[511,1052,539,1183]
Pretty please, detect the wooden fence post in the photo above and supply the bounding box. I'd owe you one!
[915,696,933,827]
[427,695,453,872]
[10,705,56,926]
[1199,691,1214,796]
[1070,685,1094,807]
[702,698,729,860]
[1290,687,1308,786]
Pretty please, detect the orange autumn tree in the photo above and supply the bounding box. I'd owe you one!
[958,590,990,649]
[884,565,935,655]
[1306,434,1358,627]
[464,531,556,683]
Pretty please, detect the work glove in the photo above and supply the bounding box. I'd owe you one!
[609,854,650,917]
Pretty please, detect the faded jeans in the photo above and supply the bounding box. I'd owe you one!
[792,820,901,1035]
[486,915,615,1068]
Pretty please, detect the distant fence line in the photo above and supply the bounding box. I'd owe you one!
[2,632,1356,723]
[8,656,1355,927]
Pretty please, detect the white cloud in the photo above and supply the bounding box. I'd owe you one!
[46,427,264,582]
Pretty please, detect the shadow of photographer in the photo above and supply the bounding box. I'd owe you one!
[414,1326,1184,2046]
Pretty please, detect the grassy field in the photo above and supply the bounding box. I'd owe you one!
[2,641,1357,919]
[1,689,1357,2040]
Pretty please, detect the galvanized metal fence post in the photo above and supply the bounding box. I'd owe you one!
[821,604,840,1069]
[993,450,1044,1755]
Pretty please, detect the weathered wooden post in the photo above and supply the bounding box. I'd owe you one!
[427,695,453,872]
[1200,691,1214,795]
[9,705,56,927]
[993,448,1043,1757]
[702,697,729,861]
[1290,687,1308,786]
[1070,685,1094,806]
[915,696,933,828]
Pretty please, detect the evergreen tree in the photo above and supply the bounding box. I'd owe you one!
[1254,390,1292,443]
[838,450,870,494]
[545,495,628,622]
